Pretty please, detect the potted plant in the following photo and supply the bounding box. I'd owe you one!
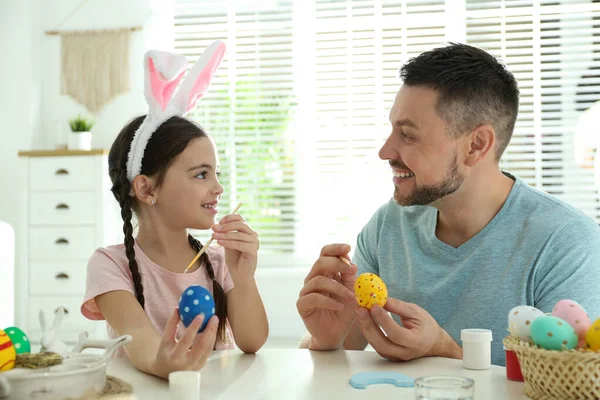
[68,114,94,151]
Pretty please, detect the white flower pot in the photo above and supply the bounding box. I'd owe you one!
[68,131,92,151]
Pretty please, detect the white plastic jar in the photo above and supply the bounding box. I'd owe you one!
[460,328,493,370]
[169,371,201,400]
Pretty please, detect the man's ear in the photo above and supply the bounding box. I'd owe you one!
[464,124,496,167]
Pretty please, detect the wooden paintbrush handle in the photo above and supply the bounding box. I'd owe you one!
[183,202,243,273]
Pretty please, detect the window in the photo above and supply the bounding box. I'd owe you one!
[466,0,600,219]
[175,1,298,256]
[175,0,600,262]
[308,0,449,253]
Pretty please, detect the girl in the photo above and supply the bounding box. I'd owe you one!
[80,41,269,379]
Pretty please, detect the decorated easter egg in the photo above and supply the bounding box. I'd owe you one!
[507,305,545,342]
[585,318,600,351]
[178,285,215,333]
[530,316,578,351]
[551,299,591,345]
[0,329,16,371]
[4,327,30,354]
[354,273,388,309]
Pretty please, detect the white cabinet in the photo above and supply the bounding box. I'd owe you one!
[17,150,122,346]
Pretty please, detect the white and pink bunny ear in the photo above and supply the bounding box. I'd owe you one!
[126,50,189,181]
[144,50,188,112]
[171,40,227,115]
[126,41,226,182]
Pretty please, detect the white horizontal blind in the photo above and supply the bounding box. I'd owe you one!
[174,0,452,257]
[466,0,600,220]
[174,0,298,253]
[307,0,450,254]
[176,0,600,259]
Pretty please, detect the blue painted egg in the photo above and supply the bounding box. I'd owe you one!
[178,285,215,332]
[531,315,578,351]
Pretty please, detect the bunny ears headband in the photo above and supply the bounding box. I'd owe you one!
[126,40,226,182]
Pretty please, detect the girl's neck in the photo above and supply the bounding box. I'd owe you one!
[135,222,201,273]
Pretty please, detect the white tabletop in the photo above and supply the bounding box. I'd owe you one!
[107,349,528,399]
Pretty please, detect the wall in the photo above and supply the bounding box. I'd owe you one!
[39,0,174,151]
[0,0,40,327]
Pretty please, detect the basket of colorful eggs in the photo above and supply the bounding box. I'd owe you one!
[503,299,600,400]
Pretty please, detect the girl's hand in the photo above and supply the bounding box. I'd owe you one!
[211,213,259,283]
[150,308,218,379]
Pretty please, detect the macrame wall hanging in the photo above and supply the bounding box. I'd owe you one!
[46,0,142,113]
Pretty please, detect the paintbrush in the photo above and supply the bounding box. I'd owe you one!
[183,202,243,273]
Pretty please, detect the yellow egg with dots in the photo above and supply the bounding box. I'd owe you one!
[585,318,600,351]
[354,273,388,309]
[0,329,16,371]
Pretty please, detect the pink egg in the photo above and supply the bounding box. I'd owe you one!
[552,299,591,342]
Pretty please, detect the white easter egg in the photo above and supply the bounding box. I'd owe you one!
[508,305,545,342]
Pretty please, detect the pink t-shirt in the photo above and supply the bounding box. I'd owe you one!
[81,241,235,358]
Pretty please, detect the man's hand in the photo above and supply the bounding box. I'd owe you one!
[296,244,358,350]
[356,297,462,361]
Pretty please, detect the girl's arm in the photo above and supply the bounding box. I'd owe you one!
[95,290,217,379]
[226,282,269,353]
[211,213,269,353]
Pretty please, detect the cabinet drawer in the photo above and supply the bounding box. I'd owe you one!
[29,156,96,191]
[28,296,95,334]
[29,261,87,295]
[29,226,96,261]
[29,192,96,226]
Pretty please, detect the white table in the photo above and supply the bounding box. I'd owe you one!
[107,349,528,399]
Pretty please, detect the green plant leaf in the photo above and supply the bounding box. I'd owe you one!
[68,114,94,132]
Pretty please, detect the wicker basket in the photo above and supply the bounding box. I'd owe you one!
[503,335,600,399]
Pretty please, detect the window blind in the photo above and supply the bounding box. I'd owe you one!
[308,0,448,254]
[466,0,600,218]
[175,0,600,261]
[175,0,298,254]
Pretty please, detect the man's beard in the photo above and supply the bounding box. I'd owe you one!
[394,154,464,206]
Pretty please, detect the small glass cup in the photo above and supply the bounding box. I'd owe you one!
[415,376,475,400]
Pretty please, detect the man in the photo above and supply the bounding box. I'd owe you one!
[297,43,600,366]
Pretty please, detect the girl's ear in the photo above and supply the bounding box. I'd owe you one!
[131,175,157,206]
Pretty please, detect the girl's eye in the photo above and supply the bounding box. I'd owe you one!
[195,171,207,179]
[216,171,221,178]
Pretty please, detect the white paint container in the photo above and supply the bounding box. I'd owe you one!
[169,371,201,400]
[461,328,493,370]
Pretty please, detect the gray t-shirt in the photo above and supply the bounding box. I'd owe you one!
[354,173,600,366]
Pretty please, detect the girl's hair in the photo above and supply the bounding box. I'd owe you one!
[108,115,228,342]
